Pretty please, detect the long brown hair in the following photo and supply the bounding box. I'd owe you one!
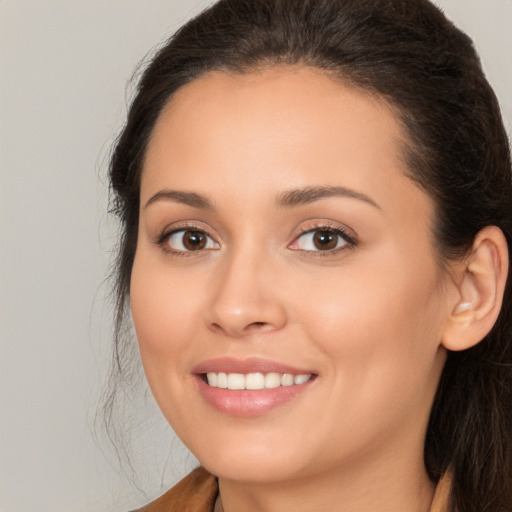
[106,1,512,509]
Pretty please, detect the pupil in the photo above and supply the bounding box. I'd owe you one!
[313,231,337,250]
[183,231,206,250]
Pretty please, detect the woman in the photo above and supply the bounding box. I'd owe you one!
[106,0,512,510]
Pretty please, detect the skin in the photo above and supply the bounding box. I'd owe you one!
[130,67,457,512]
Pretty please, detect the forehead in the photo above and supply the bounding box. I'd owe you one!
[141,66,430,221]
[150,67,405,159]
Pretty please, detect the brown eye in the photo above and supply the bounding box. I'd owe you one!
[312,230,338,250]
[183,230,207,250]
[166,229,219,252]
[291,228,352,252]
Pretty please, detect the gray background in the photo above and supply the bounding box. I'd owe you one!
[1,1,511,511]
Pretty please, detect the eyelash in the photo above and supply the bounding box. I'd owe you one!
[157,224,219,256]
[156,223,357,256]
[290,224,357,255]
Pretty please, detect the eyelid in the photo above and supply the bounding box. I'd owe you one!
[153,219,356,255]
[155,221,220,254]
[288,221,358,253]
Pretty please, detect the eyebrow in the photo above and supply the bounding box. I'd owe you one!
[144,189,213,209]
[277,185,381,210]
[144,185,381,211]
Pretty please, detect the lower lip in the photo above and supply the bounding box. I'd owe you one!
[195,376,314,417]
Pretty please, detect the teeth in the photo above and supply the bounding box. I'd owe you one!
[205,372,312,390]
[281,373,294,386]
[206,372,217,387]
[217,372,228,389]
[294,374,311,385]
[227,373,245,390]
[246,372,265,390]
[265,372,281,388]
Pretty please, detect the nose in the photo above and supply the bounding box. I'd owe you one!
[205,250,287,338]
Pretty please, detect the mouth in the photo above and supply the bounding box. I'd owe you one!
[193,359,317,417]
[203,372,313,390]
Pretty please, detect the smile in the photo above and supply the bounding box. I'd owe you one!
[206,372,312,390]
[193,359,317,416]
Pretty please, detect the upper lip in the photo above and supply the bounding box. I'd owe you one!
[192,357,315,375]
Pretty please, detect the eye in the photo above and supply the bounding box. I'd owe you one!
[291,227,354,252]
[165,229,219,252]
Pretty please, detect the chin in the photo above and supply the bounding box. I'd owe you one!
[201,451,306,484]
[178,424,312,484]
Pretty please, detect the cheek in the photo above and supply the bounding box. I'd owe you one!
[291,263,445,458]
[129,253,203,383]
[292,246,445,398]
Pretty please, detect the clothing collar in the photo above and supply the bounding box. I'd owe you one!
[136,466,452,512]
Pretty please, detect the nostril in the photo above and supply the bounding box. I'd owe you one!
[210,322,223,333]
[246,321,273,331]
[208,320,274,337]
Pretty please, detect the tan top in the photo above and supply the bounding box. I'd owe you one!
[135,466,453,512]
[135,468,217,512]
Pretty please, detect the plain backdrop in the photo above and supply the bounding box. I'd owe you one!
[1,1,511,511]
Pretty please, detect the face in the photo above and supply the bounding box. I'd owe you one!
[131,67,450,485]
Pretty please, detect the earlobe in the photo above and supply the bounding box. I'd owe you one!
[442,226,509,352]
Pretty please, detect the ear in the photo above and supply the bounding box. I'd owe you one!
[442,226,509,351]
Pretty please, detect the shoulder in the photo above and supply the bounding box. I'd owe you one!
[132,467,218,512]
